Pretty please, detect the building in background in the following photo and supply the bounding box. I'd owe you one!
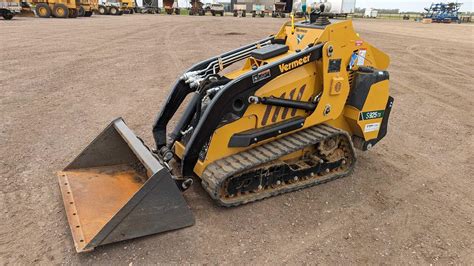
[364,7,377,18]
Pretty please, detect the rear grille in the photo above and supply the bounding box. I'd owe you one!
[348,70,355,89]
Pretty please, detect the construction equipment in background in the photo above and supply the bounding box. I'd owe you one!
[97,0,134,15]
[18,1,35,16]
[189,0,204,15]
[423,2,462,23]
[0,0,22,19]
[121,0,134,13]
[59,11,393,253]
[78,0,96,16]
[251,4,266,17]
[205,3,224,16]
[139,0,160,14]
[97,1,122,15]
[30,0,79,18]
[232,3,245,17]
[163,0,179,14]
[272,2,287,17]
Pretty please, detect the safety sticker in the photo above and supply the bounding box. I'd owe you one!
[348,52,358,70]
[364,123,380,133]
[357,49,367,66]
[252,69,271,83]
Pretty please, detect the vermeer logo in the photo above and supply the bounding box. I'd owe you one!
[279,54,311,73]
[296,34,305,44]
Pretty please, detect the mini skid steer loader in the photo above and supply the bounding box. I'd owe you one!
[59,14,393,252]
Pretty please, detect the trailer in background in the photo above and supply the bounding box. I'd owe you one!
[252,4,265,17]
[271,1,286,18]
[322,0,355,18]
[233,3,245,17]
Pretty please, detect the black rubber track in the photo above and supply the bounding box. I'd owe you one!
[201,123,357,207]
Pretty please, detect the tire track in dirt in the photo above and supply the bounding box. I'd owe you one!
[2,17,474,265]
[0,19,190,263]
[406,44,471,79]
[425,46,474,72]
[0,19,165,83]
[390,73,468,111]
[397,45,473,109]
[163,23,187,72]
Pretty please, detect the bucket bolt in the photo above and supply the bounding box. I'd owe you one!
[159,146,174,162]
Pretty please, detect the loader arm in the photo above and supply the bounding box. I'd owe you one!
[152,37,275,150]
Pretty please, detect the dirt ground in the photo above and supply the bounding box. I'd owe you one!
[1,15,473,264]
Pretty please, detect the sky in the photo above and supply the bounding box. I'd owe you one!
[355,0,473,12]
[140,0,473,12]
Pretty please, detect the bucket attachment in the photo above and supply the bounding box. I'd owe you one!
[58,118,195,253]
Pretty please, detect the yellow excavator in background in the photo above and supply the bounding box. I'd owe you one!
[31,0,78,18]
[59,8,393,253]
[78,0,96,16]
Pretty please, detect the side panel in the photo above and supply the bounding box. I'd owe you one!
[344,79,389,141]
[193,64,317,176]
[181,44,324,177]
[304,40,352,127]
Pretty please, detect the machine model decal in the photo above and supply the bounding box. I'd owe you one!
[359,110,385,120]
[364,122,381,133]
[252,69,271,83]
[278,54,311,73]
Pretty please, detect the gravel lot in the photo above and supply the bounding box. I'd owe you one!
[1,15,473,264]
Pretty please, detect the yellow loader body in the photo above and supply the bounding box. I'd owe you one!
[58,17,393,252]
